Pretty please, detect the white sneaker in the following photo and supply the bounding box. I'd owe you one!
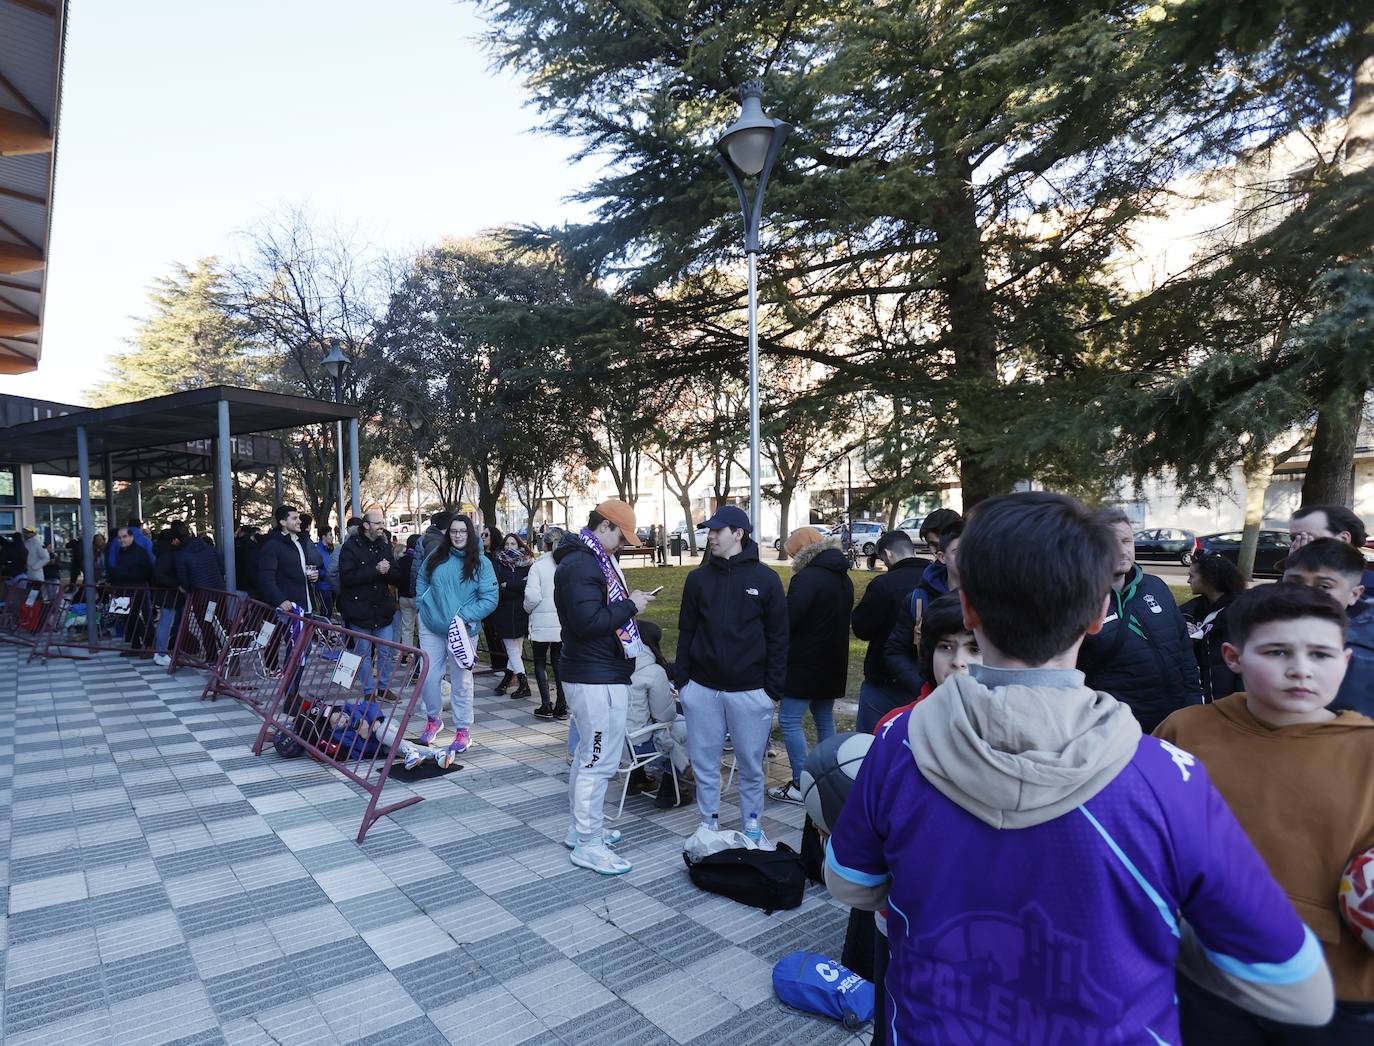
[570,842,632,876]
[152,653,171,667]
[402,744,426,771]
[563,827,621,850]
[768,782,803,805]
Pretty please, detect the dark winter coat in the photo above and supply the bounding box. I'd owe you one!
[420,524,446,559]
[108,543,154,587]
[256,530,320,612]
[675,538,789,700]
[553,534,640,685]
[1333,598,1374,718]
[174,538,225,592]
[392,550,419,600]
[151,536,181,608]
[783,541,854,700]
[1077,564,1202,733]
[1180,593,1241,703]
[883,586,934,699]
[489,556,532,639]
[235,535,261,599]
[851,556,928,685]
[337,532,398,630]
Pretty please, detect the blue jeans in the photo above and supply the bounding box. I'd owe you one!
[778,696,835,785]
[349,621,396,694]
[155,605,180,655]
[856,679,910,734]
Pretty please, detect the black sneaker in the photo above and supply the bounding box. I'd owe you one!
[553,705,569,721]
[533,705,555,720]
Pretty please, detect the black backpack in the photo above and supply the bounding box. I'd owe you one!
[683,843,807,914]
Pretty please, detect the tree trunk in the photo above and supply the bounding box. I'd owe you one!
[931,142,1001,507]
[1302,390,1363,506]
[678,495,697,553]
[777,484,794,561]
[1302,24,1374,506]
[1237,456,1277,580]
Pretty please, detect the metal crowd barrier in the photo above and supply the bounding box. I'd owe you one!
[30,582,173,662]
[0,577,61,654]
[194,594,429,840]
[169,587,245,674]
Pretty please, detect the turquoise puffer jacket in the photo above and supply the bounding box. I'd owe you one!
[415,546,498,635]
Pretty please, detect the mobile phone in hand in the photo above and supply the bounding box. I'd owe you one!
[648,585,664,596]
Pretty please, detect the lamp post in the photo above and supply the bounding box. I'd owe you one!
[407,406,426,533]
[321,338,352,540]
[716,80,791,538]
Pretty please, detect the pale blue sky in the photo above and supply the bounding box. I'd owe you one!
[0,0,591,404]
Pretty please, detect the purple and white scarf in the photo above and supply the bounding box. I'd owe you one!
[447,613,477,669]
[580,528,643,658]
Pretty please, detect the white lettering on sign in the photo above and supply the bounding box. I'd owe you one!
[333,651,361,688]
[203,601,217,623]
[1158,739,1195,782]
[254,621,276,648]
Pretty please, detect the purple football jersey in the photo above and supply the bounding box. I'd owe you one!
[828,711,1317,1044]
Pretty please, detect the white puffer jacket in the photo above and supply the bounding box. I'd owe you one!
[521,552,562,642]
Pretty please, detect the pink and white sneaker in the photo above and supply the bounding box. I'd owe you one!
[448,728,471,756]
[418,717,443,745]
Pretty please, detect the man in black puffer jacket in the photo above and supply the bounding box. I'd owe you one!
[173,524,225,593]
[675,505,788,843]
[852,531,930,731]
[554,500,656,877]
[257,505,322,614]
[338,508,399,697]
[1077,507,1201,732]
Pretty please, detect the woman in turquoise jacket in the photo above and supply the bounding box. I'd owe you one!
[415,513,498,755]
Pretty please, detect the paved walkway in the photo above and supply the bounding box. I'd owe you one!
[0,646,873,1045]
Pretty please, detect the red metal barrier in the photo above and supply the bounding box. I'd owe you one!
[198,596,302,714]
[169,587,244,674]
[248,616,430,841]
[0,577,61,652]
[29,582,174,662]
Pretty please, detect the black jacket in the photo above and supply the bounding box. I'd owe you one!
[883,586,932,699]
[851,556,928,685]
[235,535,261,599]
[257,530,320,612]
[489,556,531,639]
[392,550,419,600]
[1180,593,1240,703]
[174,538,225,592]
[553,534,639,685]
[1077,565,1203,732]
[784,544,854,699]
[108,543,154,587]
[675,538,788,700]
[337,532,398,630]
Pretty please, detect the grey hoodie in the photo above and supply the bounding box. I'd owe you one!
[908,663,1141,828]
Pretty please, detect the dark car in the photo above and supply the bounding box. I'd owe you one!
[1133,528,1197,566]
[1191,530,1292,577]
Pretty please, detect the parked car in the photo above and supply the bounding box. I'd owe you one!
[828,521,885,556]
[1191,530,1291,577]
[1133,528,1196,566]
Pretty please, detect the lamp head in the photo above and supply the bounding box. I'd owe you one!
[406,404,425,433]
[717,80,779,178]
[321,338,351,382]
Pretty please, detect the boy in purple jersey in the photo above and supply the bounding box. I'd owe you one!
[825,492,1333,1045]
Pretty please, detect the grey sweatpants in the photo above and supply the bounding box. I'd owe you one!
[565,681,629,842]
[680,681,774,831]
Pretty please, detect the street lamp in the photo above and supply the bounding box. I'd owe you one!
[717,80,791,538]
[407,404,427,533]
[321,338,352,540]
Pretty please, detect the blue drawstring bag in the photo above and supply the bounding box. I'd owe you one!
[772,951,874,1029]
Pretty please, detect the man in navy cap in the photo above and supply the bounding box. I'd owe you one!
[674,505,788,844]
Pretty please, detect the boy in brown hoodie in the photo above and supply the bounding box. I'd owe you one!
[1156,583,1374,1043]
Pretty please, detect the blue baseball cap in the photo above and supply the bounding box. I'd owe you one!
[700,505,752,534]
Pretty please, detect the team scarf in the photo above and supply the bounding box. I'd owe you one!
[579,528,643,658]
[447,612,477,669]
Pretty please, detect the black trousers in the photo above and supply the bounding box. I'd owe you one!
[483,618,508,673]
[531,641,563,705]
[1178,973,1374,1045]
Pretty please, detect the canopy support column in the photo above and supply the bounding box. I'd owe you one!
[77,426,96,648]
[131,480,143,521]
[348,417,361,518]
[102,451,115,535]
[217,399,235,592]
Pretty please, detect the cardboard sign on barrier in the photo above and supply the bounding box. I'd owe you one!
[204,601,217,623]
[25,590,37,606]
[254,621,275,648]
[332,651,361,688]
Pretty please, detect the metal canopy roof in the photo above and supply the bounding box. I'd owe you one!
[0,385,356,476]
[0,0,66,374]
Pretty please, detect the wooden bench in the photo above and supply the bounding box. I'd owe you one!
[618,546,659,565]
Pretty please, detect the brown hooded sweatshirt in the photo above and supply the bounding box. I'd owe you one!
[1156,694,1374,1001]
